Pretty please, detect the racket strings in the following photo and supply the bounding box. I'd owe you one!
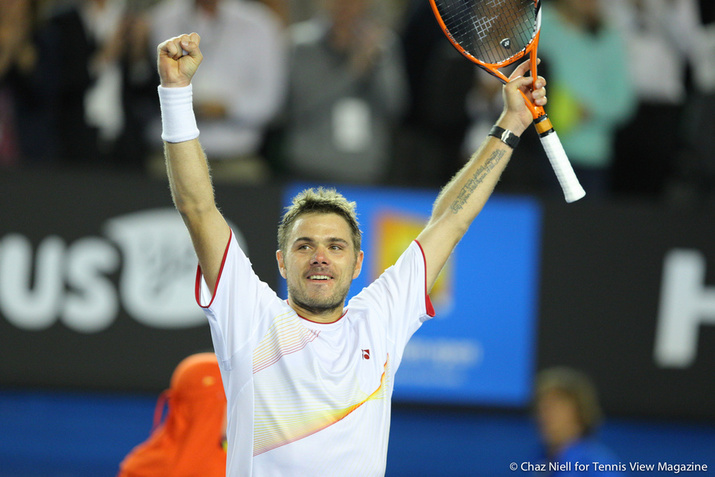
[434,0,536,65]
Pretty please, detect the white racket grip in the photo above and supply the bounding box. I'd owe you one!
[539,132,586,203]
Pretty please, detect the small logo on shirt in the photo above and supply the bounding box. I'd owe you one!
[362,349,370,360]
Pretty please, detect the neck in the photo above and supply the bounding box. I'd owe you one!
[556,3,602,34]
[289,298,344,324]
[548,428,583,458]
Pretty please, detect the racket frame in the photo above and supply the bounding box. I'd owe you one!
[429,0,545,120]
[428,0,585,202]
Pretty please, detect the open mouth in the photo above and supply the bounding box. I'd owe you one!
[306,269,333,282]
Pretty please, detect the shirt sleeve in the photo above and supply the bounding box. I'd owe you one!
[351,240,435,357]
[195,229,280,365]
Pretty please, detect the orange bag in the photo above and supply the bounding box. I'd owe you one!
[118,353,227,477]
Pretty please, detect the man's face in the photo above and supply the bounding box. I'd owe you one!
[195,0,219,15]
[325,0,370,27]
[277,212,363,319]
[535,390,582,450]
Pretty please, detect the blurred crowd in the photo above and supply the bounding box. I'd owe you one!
[1,0,714,204]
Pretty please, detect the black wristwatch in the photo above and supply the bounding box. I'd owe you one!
[488,125,520,149]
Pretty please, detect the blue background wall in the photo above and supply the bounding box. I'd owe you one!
[1,388,713,476]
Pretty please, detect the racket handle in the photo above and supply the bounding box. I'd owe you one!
[539,131,586,203]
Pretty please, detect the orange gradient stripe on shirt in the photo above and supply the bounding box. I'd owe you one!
[252,357,391,456]
[252,312,320,374]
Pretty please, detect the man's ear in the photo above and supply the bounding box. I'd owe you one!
[352,250,364,279]
[276,249,287,279]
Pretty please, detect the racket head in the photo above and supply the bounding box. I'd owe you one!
[429,0,541,82]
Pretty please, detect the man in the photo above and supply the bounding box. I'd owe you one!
[534,367,625,476]
[156,32,546,476]
[280,0,407,184]
[148,0,286,183]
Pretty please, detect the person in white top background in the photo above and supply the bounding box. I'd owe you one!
[148,0,287,183]
[603,0,713,201]
[155,30,548,476]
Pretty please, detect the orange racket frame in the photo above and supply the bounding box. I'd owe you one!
[428,0,586,202]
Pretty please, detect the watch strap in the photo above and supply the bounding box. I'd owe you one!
[488,125,520,149]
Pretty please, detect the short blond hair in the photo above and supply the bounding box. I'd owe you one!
[277,187,361,253]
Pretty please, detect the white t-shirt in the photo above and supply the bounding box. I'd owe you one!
[196,230,434,476]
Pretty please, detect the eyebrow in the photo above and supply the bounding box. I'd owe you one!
[293,237,350,246]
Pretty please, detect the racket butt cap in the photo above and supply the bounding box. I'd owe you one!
[564,187,586,203]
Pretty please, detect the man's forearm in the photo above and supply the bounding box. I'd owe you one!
[429,137,512,235]
[416,134,514,291]
[157,83,216,216]
[165,139,216,216]
[156,33,230,294]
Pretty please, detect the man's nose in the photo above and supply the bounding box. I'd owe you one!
[311,246,329,264]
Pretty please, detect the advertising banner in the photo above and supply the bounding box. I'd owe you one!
[538,201,715,420]
[2,171,713,420]
[0,170,281,392]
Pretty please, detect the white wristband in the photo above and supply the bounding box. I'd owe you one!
[158,85,200,143]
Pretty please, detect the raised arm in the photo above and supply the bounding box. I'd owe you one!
[157,33,230,295]
[415,61,547,291]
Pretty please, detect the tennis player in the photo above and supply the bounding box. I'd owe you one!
[157,32,546,476]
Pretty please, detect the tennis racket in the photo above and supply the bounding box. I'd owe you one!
[429,0,585,202]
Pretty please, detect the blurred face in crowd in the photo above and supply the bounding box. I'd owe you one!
[323,0,372,30]
[195,0,220,16]
[557,0,603,31]
[536,389,584,454]
[0,0,31,41]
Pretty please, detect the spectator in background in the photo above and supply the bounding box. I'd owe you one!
[42,0,98,166]
[390,0,473,189]
[42,0,145,167]
[0,0,30,167]
[117,352,226,477]
[604,0,703,201]
[534,367,625,477]
[148,0,287,184]
[0,0,157,170]
[259,0,291,25]
[276,0,408,185]
[79,0,130,161]
[0,0,57,167]
[662,0,715,206]
[111,3,161,171]
[539,0,636,198]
